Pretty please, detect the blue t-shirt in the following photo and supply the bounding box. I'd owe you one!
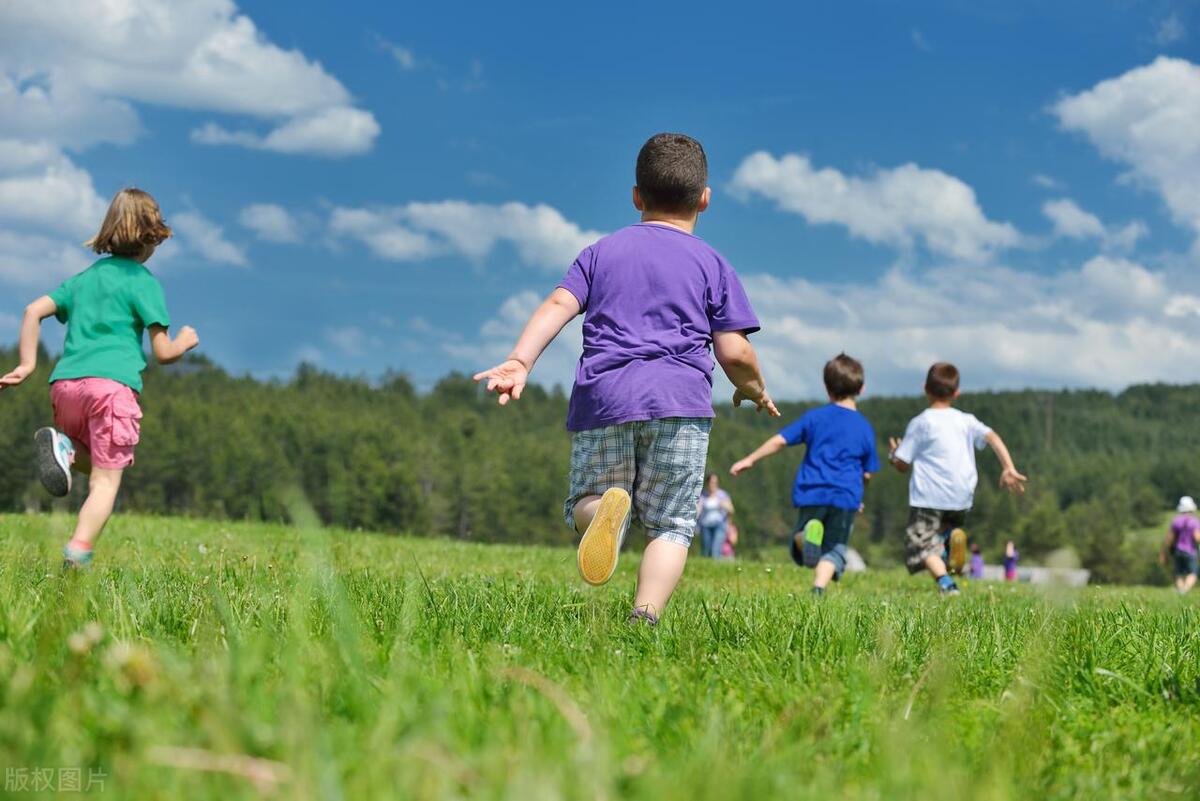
[779,404,880,510]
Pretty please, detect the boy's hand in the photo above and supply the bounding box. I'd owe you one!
[0,363,33,390]
[733,387,780,417]
[888,436,902,454]
[474,359,529,405]
[999,467,1027,494]
[177,325,200,352]
[730,457,755,476]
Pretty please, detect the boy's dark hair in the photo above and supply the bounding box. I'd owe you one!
[925,362,960,399]
[823,353,865,400]
[635,133,708,214]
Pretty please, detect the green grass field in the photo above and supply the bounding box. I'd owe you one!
[1,513,1198,800]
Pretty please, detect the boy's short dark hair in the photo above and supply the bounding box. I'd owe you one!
[925,362,960,399]
[635,133,708,214]
[823,353,864,400]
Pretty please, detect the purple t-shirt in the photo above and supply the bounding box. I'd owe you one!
[1172,514,1198,555]
[557,223,760,431]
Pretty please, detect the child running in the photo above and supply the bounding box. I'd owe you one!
[730,353,879,596]
[474,132,777,624]
[1161,496,1198,594]
[0,189,199,567]
[888,362,1026,595]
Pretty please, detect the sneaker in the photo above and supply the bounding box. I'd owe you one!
[628,608,659,626]
[34,428,74,497]
[576,487,632,586]
[791,519,825,568]
[937,574,960,596]
[810,586,826,598]
[62,543,93,569]
[947,528,968,575]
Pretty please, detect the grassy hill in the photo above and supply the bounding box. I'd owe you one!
[1,514,1196,800]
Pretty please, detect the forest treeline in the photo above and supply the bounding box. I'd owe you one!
[1,345,1191,584]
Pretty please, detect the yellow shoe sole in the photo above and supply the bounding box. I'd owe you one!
[947,528,968,575]
[577,488,631,586]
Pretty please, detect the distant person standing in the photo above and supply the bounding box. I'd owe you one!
[969,543,984,579]
[720,520,739,560]
[1003,541,1019,581]
[1161,496,1198,594]
[697,473,734,559]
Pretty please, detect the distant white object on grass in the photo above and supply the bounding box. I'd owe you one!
[1178,496,1196,513]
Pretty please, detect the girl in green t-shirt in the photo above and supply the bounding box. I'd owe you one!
[0,188,200,567]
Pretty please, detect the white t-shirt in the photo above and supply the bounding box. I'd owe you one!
[893,408,992,511]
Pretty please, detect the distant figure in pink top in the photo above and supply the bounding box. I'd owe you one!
[1003,540,1019,581]
[1161,496,1199,594]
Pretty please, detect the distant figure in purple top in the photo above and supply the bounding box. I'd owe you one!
[1161,496,1199,594]
[475,133,779,624]
[1003,540,1019,581]
[969,543,984,579]
[697,473,734,559]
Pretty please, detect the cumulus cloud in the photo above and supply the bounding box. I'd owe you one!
[450,255,1200,399]
[1042,197,1147,252]
[1054,57,1200,239]
[0,0,379,157]
[329,201,603,269]
[0,142,107,237]
[730,152,1021,261]
[239,203,301,243]
[172,210,248,267]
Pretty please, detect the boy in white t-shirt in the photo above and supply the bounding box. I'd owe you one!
[888,362,1027,595]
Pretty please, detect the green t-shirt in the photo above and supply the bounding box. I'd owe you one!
[48,257,171,393]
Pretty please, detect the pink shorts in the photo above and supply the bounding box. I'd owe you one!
[50,378,143,470]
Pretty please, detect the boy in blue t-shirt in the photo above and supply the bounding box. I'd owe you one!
[731,353,879,595]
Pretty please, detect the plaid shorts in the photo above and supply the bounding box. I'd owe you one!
[905,507,967,574]
[564,417,712,548]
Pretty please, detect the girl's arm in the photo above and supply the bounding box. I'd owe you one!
[148,325,200,365]
[730,434,787,476]
[474,288,580,405]
[0,296,57,390]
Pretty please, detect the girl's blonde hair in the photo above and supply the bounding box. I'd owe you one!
[86,188,172,257]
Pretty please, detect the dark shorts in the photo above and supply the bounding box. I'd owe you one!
[791,506,856,577]
[905,507,967,574]
[1174,549,1199,578]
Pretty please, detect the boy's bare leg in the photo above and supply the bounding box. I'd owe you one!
[813,560,837,589]
[924,553,950,579]
[633,539,688,618]
[71,468,123,547]
[572,495,603,533]
[1183,573,1197,593]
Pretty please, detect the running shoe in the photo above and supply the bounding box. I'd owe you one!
[62,543,94,569]
[576,488,632,586]
[947,528,968,575]
[34,428,74,497]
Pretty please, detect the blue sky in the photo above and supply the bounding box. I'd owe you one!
[1,0,1199,398]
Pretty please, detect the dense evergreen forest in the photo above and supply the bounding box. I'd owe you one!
[1,345,1193,584]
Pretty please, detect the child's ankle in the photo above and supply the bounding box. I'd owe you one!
[936,574,956,590]
[67,537,94,552]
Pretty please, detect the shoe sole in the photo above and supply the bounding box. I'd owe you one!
[577,488,631,586]
[947,528,967,575]
[34,428,70,498]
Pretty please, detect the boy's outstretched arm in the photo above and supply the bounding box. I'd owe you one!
[149,324,200,365]
[474,288,580,405]
[0,296,56,390]
[713,330,780,417]
[985,431,1027,494]
[887,437,911,474]
[730,434,787,475]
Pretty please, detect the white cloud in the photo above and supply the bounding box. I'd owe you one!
[1032,174,1063,190]
[730,151,1021,261]
[1054,57,1200,238]
[172,210,248,267]
[1042,197,1147,252]
[0,142,107,237]
[239,203,301,243]
[0,0,379,157]
[1155,13,1186,46]
[450,255,1200,399]
[0,229,93,286]
[329,201,603,269]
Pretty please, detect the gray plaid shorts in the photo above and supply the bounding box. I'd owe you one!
[564,417,712,548]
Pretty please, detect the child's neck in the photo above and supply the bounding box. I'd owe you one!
[928,398,955,410]
[640,211,698,235]
[831,396,857,410]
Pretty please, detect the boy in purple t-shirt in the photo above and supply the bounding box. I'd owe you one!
[476,133,778,623]
[1161,496,1199,594]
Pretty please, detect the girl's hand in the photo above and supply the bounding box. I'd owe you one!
[177,325,200,353]
[0,364,33,390]
[474,359,529,406]
[730,457,755,476]
[999,467,1027,495]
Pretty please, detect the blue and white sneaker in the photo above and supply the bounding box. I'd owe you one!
[62,543,94,569]
[34,427,74,497]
